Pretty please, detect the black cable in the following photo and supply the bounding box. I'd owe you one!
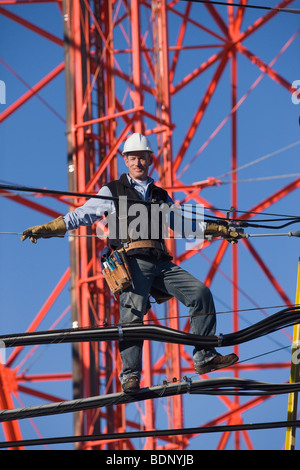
[2,182,300,228]
[236,219,300,230]
[1,305,300,349]
[181,0,300,14]
[1,418,300,448]
[0,183,136,204]
[1,376,300,424]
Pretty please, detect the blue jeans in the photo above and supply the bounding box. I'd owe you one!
[118,256,217,384]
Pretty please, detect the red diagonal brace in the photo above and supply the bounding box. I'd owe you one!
[6,268,70,368]
[0,62,65,123]
[0,190,62,219]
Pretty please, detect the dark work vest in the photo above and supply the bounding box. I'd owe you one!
[105,173,172,259]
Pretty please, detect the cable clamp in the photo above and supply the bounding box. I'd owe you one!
[217,333,223,347]
[118,324,124,341]
[183,375,192,394]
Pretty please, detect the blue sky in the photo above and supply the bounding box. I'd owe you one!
[1,0,300,450]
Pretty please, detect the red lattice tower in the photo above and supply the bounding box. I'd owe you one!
[0,0,299,450]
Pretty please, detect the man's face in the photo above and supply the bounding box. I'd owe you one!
[124,151,153,181]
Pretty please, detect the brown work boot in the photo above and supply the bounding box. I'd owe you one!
[195,353,238,375]
[122,376,140,393]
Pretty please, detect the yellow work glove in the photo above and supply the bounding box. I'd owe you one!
[21,216,67,244]
[205,222,239,244]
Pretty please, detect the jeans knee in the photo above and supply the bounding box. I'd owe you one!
[192,284,214,311]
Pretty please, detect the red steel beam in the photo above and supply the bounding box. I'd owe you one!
[238,44,294,93]
[1,0,298,451]
[169,1,192,86]
[17,385,66,403]
[171,48,225,95]
[0,1,62,4]
[204,1,230,38]
[173,51,230,174]
[6,268,70,367]
[0,6,63,46]
[0,365,24,449]
[131,0,144,134]
[0,190,63,219]
[236,0,296,45]
[240,177,300,222]
[242,239,293,306]
[155,0,184,443]
[0,62,65,123]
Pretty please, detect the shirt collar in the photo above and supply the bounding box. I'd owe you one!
[126,174,154,187]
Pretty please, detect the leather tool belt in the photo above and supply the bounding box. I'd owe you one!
[123,240,167,252]
[102,241,167,297]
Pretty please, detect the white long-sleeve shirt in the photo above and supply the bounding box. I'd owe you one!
[63,174,205,243]
[64,175,173,230]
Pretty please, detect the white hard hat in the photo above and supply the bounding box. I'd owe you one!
[122,133,153,155]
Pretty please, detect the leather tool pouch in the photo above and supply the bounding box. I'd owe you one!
[102,248,133,295]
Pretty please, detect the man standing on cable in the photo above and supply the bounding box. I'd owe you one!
[21,133,238,393]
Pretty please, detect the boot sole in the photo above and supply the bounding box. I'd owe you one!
[196,355,239,375]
